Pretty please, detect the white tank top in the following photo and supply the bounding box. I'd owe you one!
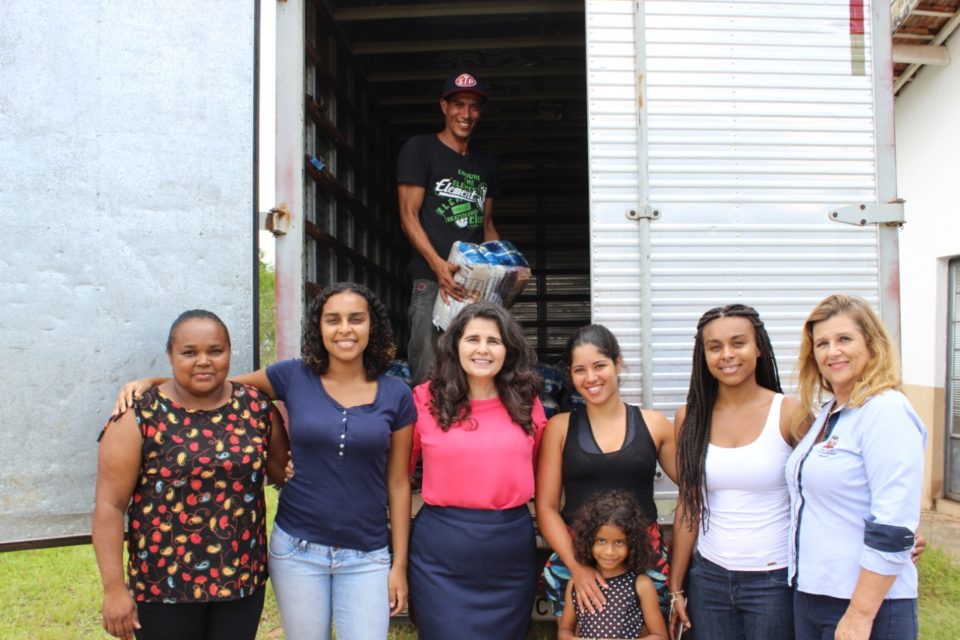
[697,393,792,571]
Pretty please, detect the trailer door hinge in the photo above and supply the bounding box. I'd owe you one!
[626,206,661,221]
[828,200,905,227]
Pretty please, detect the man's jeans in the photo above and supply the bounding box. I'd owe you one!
[407,279,440,384]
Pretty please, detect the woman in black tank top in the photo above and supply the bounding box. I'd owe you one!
[536,325,678,621]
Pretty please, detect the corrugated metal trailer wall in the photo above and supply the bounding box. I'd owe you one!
[1,0,258,546]
[588,0,898,499]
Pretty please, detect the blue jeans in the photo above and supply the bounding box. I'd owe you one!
[407,279,440,385]
[793,591,917,640]
[687,552,794,640]
[268,524,392,640]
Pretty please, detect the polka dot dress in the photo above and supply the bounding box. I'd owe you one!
[572,571,643,639]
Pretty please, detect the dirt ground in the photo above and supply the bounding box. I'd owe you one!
[920,509,960,560]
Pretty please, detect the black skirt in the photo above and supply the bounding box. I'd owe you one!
[408,504,538,640]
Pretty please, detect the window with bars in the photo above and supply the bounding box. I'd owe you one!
[947,258,960,500]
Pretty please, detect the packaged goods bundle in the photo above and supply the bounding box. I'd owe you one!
[432,240,532,331]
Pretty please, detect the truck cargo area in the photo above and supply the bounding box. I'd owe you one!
[293,1,590,363]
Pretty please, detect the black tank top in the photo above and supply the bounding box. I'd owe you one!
[560,404,659,523]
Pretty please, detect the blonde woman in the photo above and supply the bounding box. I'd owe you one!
[786,294,926,640]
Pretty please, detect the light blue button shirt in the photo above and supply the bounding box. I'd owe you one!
[786,389,926,599]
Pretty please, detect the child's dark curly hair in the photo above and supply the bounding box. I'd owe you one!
[571,491,653,574]
[301,282,396,380]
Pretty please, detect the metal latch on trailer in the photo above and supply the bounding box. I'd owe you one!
[626,206,661,221]
[263,205,292,237]
[828,200,905,227]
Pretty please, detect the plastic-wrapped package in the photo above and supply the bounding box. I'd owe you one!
[431,240,531,331]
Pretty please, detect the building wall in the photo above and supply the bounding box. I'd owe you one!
[895,33,960,508]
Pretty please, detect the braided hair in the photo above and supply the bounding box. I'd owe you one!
[675,304,782,530]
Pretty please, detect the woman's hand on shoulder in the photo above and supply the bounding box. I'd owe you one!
[780,396,812,447]
[570,563,608,615]
[101,585,139,639]
[111,378,160,419]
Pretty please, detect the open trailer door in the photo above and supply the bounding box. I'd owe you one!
[0,1,260,548]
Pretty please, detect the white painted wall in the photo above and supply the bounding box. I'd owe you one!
[0,1,257,544]
[895,33,960,388]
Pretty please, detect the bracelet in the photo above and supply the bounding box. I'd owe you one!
[669,590,685,603]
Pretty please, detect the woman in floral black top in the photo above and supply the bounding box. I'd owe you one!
[93,310,289,640]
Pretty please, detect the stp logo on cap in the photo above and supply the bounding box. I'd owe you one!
[455,73,478,88]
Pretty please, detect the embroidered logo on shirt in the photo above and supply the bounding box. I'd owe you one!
[818,435,840,456]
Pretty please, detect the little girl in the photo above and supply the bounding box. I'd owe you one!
[559,491,667,640]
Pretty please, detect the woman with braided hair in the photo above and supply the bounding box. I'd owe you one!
[669,304,806,640]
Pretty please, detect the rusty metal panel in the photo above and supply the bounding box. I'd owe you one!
[0,1,256,545]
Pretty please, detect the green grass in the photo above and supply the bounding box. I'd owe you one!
[918,545,960,639]
[0,540,552,639]
[0,485,554,639]
[4,506,953,639]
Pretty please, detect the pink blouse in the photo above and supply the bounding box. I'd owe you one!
[411,382,548,510]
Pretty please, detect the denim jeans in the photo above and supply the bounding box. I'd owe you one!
[793,591,917,640]
[407,279,440,385]
[687,552,794,640]
[268,523,392,640]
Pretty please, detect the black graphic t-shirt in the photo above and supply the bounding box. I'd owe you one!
[397,134,500,280]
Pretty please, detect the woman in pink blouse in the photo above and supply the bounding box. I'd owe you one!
[407,301,547,640]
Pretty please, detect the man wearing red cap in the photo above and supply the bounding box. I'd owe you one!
[397,72,501,384]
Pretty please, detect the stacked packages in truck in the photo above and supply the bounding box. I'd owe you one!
[432,240,532,330]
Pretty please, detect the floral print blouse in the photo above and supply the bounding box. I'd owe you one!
[120,383,275,603]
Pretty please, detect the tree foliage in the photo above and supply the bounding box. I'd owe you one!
[258,252,276,367]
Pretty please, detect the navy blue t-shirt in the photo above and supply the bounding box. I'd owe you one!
[266,359,416,550]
